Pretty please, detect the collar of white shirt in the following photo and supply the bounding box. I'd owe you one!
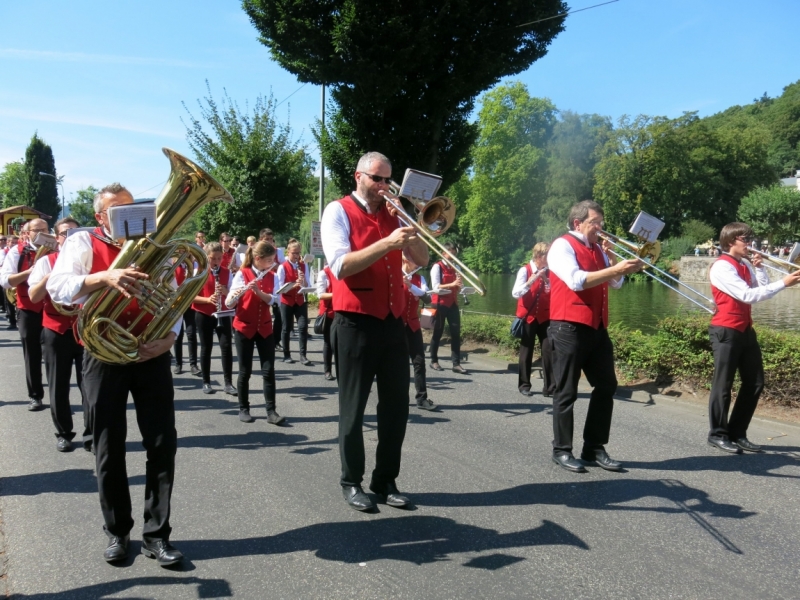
[567,230,591,247]
[351,191,375,214]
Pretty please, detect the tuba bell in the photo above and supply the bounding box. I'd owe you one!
[78,148,234,363]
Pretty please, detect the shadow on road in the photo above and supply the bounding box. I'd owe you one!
[625,452,800,479]
[9,576,233,599]
[0,468,144,496]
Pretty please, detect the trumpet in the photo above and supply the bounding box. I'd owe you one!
[598,230,716,314]
[382,183,486,296]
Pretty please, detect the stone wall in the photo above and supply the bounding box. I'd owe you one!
[678,256,784,283]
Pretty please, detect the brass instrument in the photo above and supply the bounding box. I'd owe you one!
[78,148,234,363]
[5,236,57,306]
[383,182,486,296]
[598,230,715,314]
[747,246,799,276]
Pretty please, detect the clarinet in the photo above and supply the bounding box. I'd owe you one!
[211,266,236,319]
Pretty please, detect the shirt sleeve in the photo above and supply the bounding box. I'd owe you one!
[225,270,246,308]
[547,237,623,291]
[316,269,329,295]
[276,264,286,290]
[709,260,785,304]
[511,266,531,298]
[321,201,351,279]
[431,263,442,289]
[753,264,770,287]
[418,275,429,294]
[0,246,21,289]
[47,232,95,304]
[27,255,52,287]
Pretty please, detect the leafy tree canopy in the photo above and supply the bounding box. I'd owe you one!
[183,83,316,240]
[243,0,567,193]
[680,218,715,244]
[0,161,27,208]
[24,133,60,224]
[68,186,98,227]
[737,184,800,245]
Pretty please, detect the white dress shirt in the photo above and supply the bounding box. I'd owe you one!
[27,254,53,287]
[709,254,782,303]
[547,231,624,291]
[512,261,539,299]
[47,230,182,336]
[276,261,312,292]
[0,243,35,289]
[405,273,428,298]
[316,268,331,296]
[225,267,278,308]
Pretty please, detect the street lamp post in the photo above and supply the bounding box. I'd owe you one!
[38,171,65,220]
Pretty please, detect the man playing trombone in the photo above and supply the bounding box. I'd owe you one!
[546,200,643,473]
[706,223,800,454]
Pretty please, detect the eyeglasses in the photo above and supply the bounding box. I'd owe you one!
[736,236,754,244]
[359,172,392,184]
[583,219,605,228]
[220,238,231,243]
[29,227,49,234]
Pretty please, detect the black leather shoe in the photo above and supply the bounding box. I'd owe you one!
[103,535,130,563]
[202,383,214,394]
[324,371,336,381]
[452,364,468,374]
[519,389,534,397]
[708,437,743,454]
[141,539,184,566]
[239,409,254,423]
[27,397,43,411]
[190,365,202,377]
[581,448,623,471]
[300,355,313,366]
[172,364,182,375]
[342,485,375,511]
[369,482,411,508]
[430,362,443,372]
[56,437,73,452]
[283,356,295,364]
[267,410,286,425]
[733,437,762,453]
[224,383,237,396]
[552,453,587,473]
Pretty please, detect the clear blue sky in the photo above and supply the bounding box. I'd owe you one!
[1,0,797,206]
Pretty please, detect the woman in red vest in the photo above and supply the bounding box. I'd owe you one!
[226,241,284,425]
[277,238,313,365]
[429,242,467,374]
[402,256,436,411]
[706,223,800,454]
[191,242,235,396]
[315,264,336,380]
[512,242,555,398]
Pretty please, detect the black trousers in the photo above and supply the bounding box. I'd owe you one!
[195,312,233,384]
[549,320,617,455]
[404,325,428,402]
[272,304,282,345]
[708,325,764,441]
[43,327,86,441]
[233,330,276,411]
[429,302,461,364]
[280,302,308,358]
[518,318,555,395]
[6,301,17,327]
[322,314,334,374]
[332,312,409,487]
[18,308,44,400]
[173,308,197,367]
[83,352,176,542]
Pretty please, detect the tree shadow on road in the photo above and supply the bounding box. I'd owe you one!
[9,576,233,599]
[624,451,800,479]
[0,469,144,496]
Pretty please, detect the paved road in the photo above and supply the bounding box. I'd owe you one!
[0,315,799,599]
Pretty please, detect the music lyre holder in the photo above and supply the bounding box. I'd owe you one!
[123,217,150,240]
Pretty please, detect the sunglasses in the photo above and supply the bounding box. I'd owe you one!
[359,172,392,184]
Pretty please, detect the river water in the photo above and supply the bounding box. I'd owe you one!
[438,272,799,333]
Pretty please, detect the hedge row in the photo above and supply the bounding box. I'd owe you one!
[458,312,800,409]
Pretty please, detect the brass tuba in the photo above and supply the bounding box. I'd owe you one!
[78,148,234,363]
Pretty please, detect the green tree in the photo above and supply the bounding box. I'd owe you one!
[68,186,98,226]
[680,218,715,244]
[0,161,27,208]
[738,184,800,245]
[242,0,567,194]
[24,133,60,224]
[537,111,612,242]
[459,83,556,273]
[183,83,316,240]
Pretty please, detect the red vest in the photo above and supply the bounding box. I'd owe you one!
[402,272,423,332]
[174,263,187,286]
[220,247,235,271]
[431,261,457,307]
[233,268,274,339]
[280,260,306,306]
[318,266,335,318]
[192,266,230,316]
[14,241,44,313]
[710,254,753,332]
[549,234,609,329]
[41,253,75,334]
[516,263,550,324]
[330,195,405,319]
[88,228,153,337]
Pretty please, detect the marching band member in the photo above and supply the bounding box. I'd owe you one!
[315,264,336,380]
[429,242,467,374]
[28,217,89,452]
[321,151,428,512]
[706,223,800,454]
[172,262,199,376]
[276,239,313,366]
[1,219,48,411]
[259,228,284,351]
[225,241,284,425]
[47,183,184,566]
[219,231,241,273]
[3,234,19,329]
[0,235,8,318]
[402,256,437,411]
[191,241,236,396]
[512,242,555,398]
[546,200,642,473]
[194,231,206,248]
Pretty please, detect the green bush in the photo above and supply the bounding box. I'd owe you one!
[460,314,520,352]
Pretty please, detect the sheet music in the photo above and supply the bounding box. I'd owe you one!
[276,281,296,295]
[788,242,800,265]
[107,203,157,239]
[628,212,665,243]
[398,169,442,202]
[32,232,58,251]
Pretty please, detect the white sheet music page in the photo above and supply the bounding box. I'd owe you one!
[107,203,158,239]
[628,212,665,243]
[398,169,442,202]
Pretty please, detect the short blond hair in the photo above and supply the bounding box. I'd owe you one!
[532,242,550,258]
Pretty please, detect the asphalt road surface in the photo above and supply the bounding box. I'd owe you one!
[0,316,798,600]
